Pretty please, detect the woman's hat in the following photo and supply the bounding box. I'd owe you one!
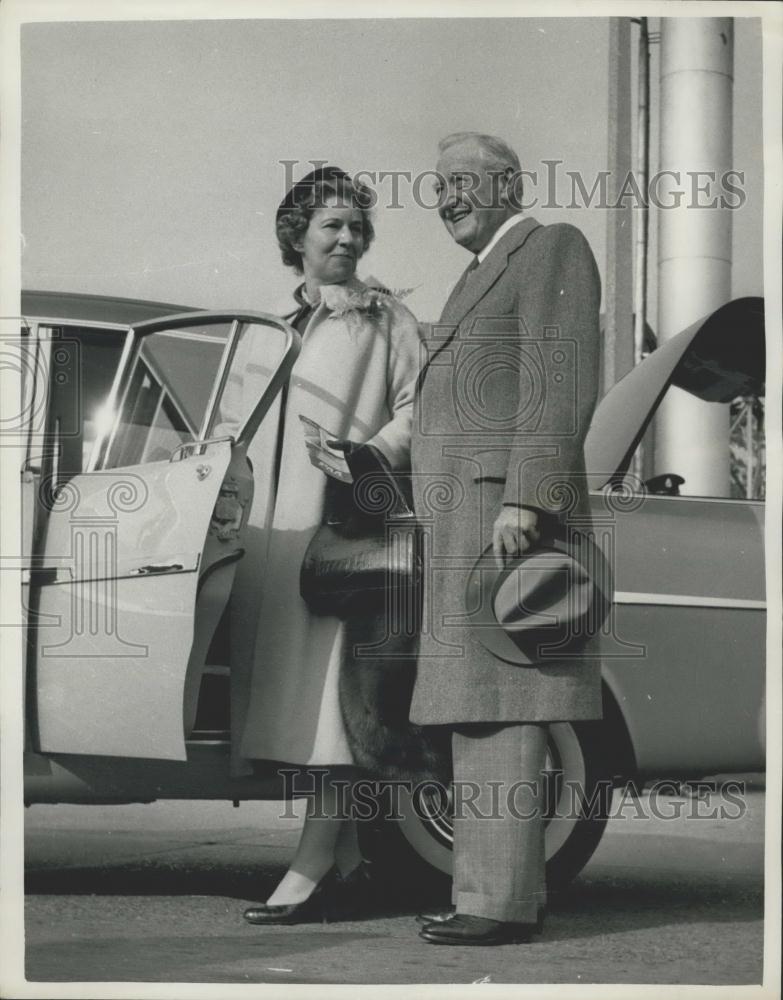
[276,165,356,223]
[464,528,612,666]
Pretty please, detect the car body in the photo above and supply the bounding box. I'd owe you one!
[14,290,766,885]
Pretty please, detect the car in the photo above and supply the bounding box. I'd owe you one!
[13,290,765,890]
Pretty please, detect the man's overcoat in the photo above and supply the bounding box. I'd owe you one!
[409,217,603,725]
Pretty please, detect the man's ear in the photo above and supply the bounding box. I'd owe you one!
[499,166,515,206]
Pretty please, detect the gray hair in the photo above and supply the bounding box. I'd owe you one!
[437,132,523,208]
[438,132,521,174]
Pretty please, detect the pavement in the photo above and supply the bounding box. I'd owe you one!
[15,783,768,988]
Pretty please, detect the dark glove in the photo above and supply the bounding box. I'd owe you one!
[327,439,412,517]
[326,439,392,481]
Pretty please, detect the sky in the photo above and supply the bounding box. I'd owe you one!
[19,15,763,325]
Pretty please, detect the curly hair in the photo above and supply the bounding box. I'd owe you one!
[276,177,376,274]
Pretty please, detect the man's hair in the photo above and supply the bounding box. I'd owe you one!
[438,132,524,208]
[438,132,521,172]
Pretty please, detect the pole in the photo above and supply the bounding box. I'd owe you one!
[633,17,650,369]
[655,18,733,497]
[604,17,634,400]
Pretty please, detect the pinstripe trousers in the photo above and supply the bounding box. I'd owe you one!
[450,722,549,923]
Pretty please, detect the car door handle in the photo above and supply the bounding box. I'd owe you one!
[130,563,185,576]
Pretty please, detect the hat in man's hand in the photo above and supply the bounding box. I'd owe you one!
[465,531,612,666]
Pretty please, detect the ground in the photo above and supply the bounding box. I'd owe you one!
[17,782,765,987]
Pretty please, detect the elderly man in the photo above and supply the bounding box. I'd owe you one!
[410,132,602,945]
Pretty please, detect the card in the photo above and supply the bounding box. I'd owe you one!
[299,415,353,482]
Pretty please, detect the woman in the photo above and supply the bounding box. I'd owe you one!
[225,166,425,924]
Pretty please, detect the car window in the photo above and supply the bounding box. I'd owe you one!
[103,323,233,468]
[34,324,127,482]
[208,321,288,442]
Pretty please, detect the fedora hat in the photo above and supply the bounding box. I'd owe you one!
[465,528,612,666]
[276,165,368,223]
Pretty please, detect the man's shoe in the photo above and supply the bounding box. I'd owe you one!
[415,906,455,925]
[419,912,539,946]
[417,906,544,931]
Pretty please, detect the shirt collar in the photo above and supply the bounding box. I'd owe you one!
[476,213,527,264]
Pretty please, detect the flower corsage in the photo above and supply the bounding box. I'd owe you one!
[319,281,415,332]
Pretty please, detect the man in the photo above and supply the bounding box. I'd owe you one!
[410,132,602,945]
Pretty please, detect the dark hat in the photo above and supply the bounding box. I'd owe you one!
[465,529,612,666]
[276,165,362,223]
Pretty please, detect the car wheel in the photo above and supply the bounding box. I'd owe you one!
[359,720,612,893]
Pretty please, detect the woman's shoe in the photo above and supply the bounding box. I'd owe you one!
[243,867,339,926]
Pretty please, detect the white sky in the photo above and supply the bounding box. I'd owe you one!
[19,16,763,324]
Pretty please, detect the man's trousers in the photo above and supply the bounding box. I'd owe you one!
[450,721,549,923]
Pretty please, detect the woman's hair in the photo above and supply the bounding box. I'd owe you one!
[276,176,375,273]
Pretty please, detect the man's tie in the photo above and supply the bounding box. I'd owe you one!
[461,255,480,291]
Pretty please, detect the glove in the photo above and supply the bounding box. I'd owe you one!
[327,440,411,517]
[326,439,392,481]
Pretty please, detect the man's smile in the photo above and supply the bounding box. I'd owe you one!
[449,206,471,224]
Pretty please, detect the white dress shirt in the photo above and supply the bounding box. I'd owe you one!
[476,212,528,264]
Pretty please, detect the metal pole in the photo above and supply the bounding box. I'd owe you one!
[655,18,733,497]
[603,17,634,400]
[633,17,650,368]
[631,17,650,484]
[745,400,754,500]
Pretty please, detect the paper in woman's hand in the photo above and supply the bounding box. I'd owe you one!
[299,415,353,483]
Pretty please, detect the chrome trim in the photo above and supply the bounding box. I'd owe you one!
[200,320,240,440]
[29,317,130,332]
[89,327,135,471]
[590,489,764,508]
[614,591,766,610]
[235,320,301,448]
[25,324,49,465]
[169,436,233,462]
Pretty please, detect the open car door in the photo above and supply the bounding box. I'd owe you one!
[26,311,300,760]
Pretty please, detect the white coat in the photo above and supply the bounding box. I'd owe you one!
[219,277,422,770]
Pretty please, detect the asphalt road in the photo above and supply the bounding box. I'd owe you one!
[20,783,765,988]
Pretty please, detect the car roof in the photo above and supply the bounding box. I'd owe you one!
[21,290,199,327]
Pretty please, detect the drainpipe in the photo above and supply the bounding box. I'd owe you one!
[654,18,733,497]
[633,17,650,370]
[603,17,634,400]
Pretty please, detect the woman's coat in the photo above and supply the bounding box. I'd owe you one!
[219,277,422,770]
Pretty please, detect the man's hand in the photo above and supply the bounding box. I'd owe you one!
[492,506,541,569]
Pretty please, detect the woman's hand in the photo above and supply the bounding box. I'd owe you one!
[326,440,392,481]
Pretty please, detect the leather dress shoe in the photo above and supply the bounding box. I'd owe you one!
[417,905,545,931]
[415,906,455,925]
[419,912,542,946]
[243,867,339,925]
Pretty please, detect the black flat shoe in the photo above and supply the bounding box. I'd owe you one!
[243,867,339,926]
[419,912,541,946]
